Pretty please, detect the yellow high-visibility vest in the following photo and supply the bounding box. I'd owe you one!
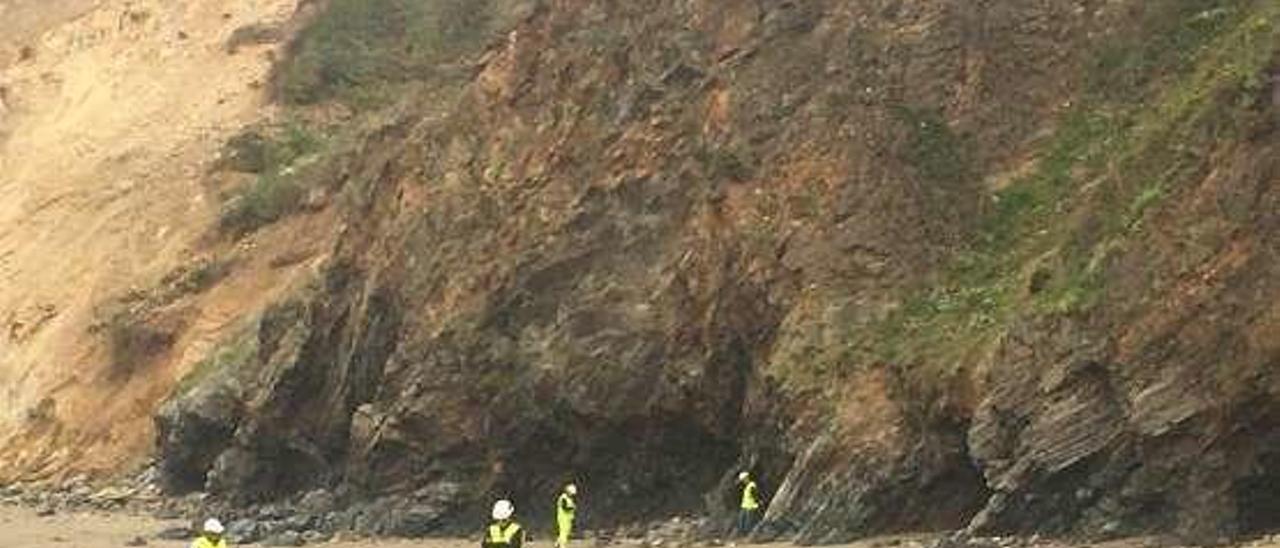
[557,492,576,521]
[741,480,760,510]
[193,536,228,548]
[487,521,523,545]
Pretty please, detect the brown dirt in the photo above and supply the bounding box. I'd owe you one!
[0,0,333,481]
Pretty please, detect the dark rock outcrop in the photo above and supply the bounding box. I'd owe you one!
[156,381,244,494]
[155,0,1280,543]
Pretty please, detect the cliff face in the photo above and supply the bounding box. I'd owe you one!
[9,0,1279,543]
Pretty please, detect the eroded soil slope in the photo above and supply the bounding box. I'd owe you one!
[0,0,333,480]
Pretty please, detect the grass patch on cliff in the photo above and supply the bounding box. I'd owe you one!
[859,1,1278,384]
[276,0,496,107]
[1086,0,1255,101]
[219,121,323,174]
[220,174,308,235]
[892,106,975,186]
[173,327,258,398]
[870,109,1120,367]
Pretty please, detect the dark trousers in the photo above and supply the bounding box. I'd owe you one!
[737,508,760,537]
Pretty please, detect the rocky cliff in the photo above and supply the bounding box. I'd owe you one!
[6,0,1279,544]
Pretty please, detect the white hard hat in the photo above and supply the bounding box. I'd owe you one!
[203,518,225,534]
[492,499,515,520]
[738,471,750,481]
[566,484,578,495]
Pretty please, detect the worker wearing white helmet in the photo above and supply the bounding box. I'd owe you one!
[555,483,579,548]
[191,518,227,548]
[482,499,526,548]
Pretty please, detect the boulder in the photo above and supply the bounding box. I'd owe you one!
[226,518,262,544]
[155,381,244,494]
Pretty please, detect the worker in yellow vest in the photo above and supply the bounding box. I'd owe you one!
[482,499,526,548]
[555,483,578,548]
[191,519,227,548]
[736,471,761,537]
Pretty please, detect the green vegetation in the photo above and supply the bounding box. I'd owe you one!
[893,106,974,185]
[1086,1,1252,100]
[277,0,495,107]
[1126,182,1166,230]
[217,0,512,234]
[220,173,308,234]
[173,327,258,398]
[806,1,1280,396]
[219,122,327,235]
[221,121,323,175]
[869,108,1122,369]
[697,141,755,183]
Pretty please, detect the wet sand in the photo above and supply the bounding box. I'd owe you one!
[0,504,630,547]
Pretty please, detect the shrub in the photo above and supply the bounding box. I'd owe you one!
[219,173,307,235]
[218,122,327,235]
[276,0,495,107]
[95,302,177,382]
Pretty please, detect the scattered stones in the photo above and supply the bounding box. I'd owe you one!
[124,536,148,546]
[385,504,446,537]
[90,486,136,509]
[329,530,365,543]
[302,530,331,544]
[257,503,292,521]
[283,513,315,532]
[341,493,458,537]
[226,518,262,543]
[153,507,182,520]
[155,527,191,540]
[297,489,336,514]
[642,516,704,548]
[262,530,304,546]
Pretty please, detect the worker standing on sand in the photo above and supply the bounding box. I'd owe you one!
[737,471,761,537]
[555,483,578,548]
[191,519,227,548]
[483,499,527,548]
